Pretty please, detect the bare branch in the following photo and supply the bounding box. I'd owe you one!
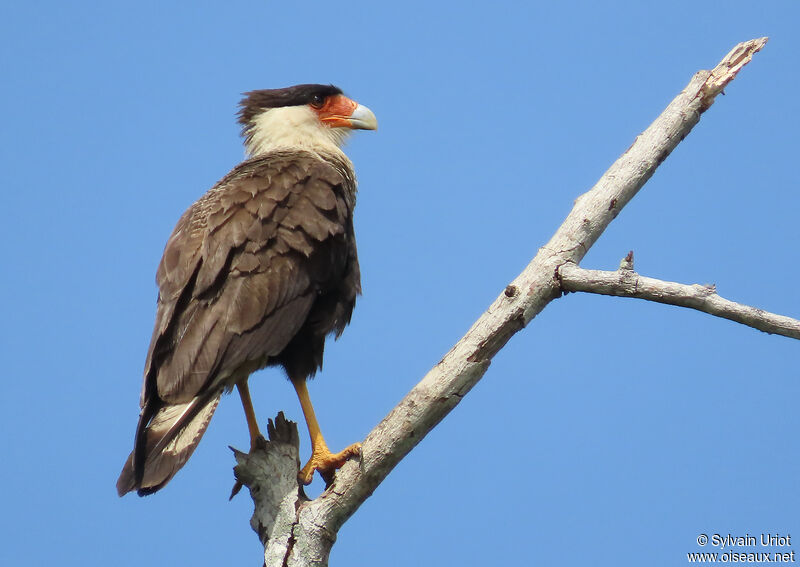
[234,38,774,567]
[558,262,800,340]
[232,412,304,559]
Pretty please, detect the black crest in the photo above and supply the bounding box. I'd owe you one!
[238,84,343,125]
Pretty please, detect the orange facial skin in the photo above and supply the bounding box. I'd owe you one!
[314,94,360,128]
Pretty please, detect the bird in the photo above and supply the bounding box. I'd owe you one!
[117,84,377,496]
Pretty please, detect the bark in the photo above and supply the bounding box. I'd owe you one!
[232,37,790,566]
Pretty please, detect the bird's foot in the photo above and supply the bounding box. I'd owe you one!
[298,442,362,485]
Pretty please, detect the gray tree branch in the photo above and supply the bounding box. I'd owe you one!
[233,37,780,566]
[558,261,800,340]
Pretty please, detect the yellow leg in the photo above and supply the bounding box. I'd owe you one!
[237,381,264,451]
[292,378,361,485]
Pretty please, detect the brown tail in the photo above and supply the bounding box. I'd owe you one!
[117,392,221,496]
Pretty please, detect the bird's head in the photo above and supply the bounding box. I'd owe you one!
[238,84,377,157]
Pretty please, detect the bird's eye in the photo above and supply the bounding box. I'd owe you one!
[310,94,326,109]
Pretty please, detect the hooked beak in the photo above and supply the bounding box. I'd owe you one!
[346,103,378,130]
[317,95,378,130]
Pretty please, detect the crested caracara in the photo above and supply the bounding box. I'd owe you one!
[117,84,377,496]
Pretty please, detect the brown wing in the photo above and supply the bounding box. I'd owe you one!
[117,150,359,495]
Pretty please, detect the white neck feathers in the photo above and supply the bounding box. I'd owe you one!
[243,106,351,158]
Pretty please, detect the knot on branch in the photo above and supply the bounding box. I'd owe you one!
[693,283,717,296]
[618,251,634,271]
[231,412,305,547]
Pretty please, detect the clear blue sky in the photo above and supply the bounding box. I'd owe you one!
[1,2,798,565]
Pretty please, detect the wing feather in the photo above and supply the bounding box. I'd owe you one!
[119,150,359,494]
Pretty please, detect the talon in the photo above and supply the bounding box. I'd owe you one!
[298,441,361,485]
[291,377,361,485]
